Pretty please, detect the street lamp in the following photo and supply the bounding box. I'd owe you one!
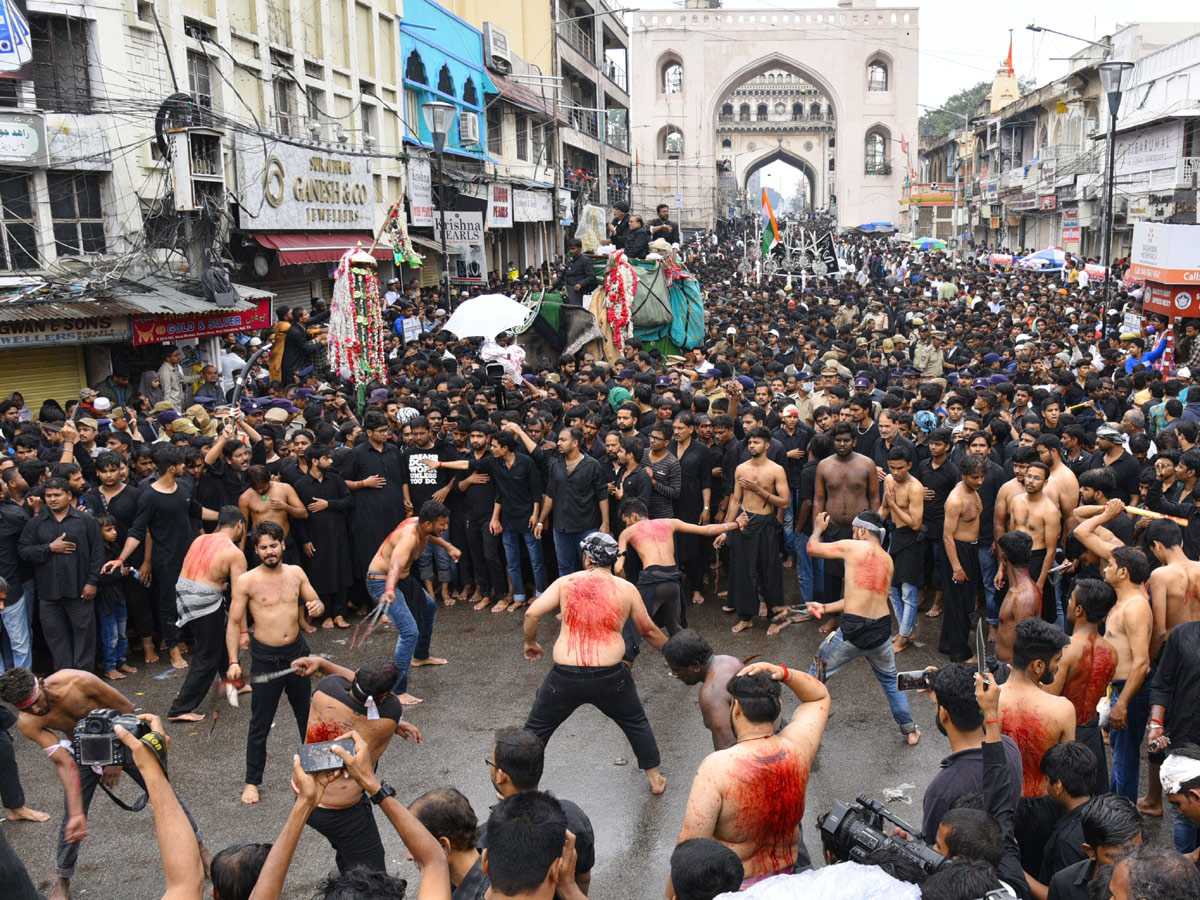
[1098,60,1133,310]
[421,100,457,311]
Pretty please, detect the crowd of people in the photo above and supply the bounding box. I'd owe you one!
[2,212,1200,900]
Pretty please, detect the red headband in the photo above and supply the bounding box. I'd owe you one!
[13,681,39,710]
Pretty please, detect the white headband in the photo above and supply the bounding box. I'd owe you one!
[1160,754,1200,795]
[851,516,885,538]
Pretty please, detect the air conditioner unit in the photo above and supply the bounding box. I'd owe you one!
[483,23,512,74]
[459,112,481,145]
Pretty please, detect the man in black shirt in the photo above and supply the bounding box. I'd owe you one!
[402,416,457,605]
[551,239,598,307]
[536,426,609,578]
[1037,742,1097,889]
[649,203,680,246]
[456,423,507,610]
[1093,425,1141,504]
[0,477,31,670]
[917,429,960,618]
[1046,794,1143,900]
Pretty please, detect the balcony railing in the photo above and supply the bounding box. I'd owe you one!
[605,121,629,152]
[865,162,893,176]
[566,107,600,139]
[1178,157,1200,186]
[603,59,627,92]
[558,20,596,63]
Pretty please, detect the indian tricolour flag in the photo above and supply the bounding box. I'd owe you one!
[761,189,780,256]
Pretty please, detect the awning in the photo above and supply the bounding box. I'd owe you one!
[409,235,444,254]
[486,71,565,123]
[252,232,392,265]
[0,276,260,321]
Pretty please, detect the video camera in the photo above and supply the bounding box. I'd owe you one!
[74,708,150,768]
[818,794,944,876]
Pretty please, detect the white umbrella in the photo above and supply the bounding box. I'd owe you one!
[440,294,531,340]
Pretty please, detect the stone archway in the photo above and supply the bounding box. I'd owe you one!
[742,146,820,213]
[630,2,918,230]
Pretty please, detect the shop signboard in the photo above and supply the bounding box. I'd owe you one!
[487,183,512,228]
[512,189,553,222]
[1143,282,1200,318]
[131,298,273,346]
[433,211,487,284]
[0,316,130,348]
[1116,121,1182,176]
[1130,222,1200,283]
[408,159,434,227]
[237,137,372,230]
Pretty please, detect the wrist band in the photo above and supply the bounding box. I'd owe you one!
[779,665,790,681]
[984,718,1000,724]
[1148,719,1164,727]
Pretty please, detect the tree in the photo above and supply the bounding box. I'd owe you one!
[922,77,1040,139]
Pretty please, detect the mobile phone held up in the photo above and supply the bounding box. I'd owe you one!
[896,670,933,692]
[298,738,355,773]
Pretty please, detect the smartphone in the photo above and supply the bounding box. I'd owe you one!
[298,738,354,774]
[897,670,932,692]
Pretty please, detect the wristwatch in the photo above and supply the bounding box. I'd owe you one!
[369,781,396,806]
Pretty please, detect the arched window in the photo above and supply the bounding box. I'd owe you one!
[463,77,477,106]
[867,61,888,92]
[722,102,733,117]
[792,102,803,120]
[865,130,889,174]
[810,102,821,117]
[756,103,768,120]
[721,138,732,149]
[664,130,683,156]
[405,50,427,84]
[437,65,455,97]
[739,103,750,121]
[662,61,683,94]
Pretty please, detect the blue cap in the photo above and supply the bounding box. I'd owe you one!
[240,399,263,413]
[297,365,315,378]
[158,410,181,424]
[191,396,216,408]
[268,399,300,414]
[737,374,755,390]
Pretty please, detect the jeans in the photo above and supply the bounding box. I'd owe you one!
[809,628,917,735]
[98,597,128,672]
[977,543,1000,625]
[417,542,454,583]
[888,584,918,638]
[368,577,437,695]
[795,532,823,605]
[0,588,32,671]
[525,663,661,770]
[1174,804,1200,854]
[500,520,547,603]
[1109,681,1151,801]
[782,490,801,557]
[552,528,597,578]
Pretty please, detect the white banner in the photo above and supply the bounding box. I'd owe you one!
[513,188,553,222]
[408,159,433,227]
[237,137,372,230]
[1116,121,1182,176]
[488,183,513,228]
[433,210,488,284]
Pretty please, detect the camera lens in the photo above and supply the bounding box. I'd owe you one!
[86,719,104,734]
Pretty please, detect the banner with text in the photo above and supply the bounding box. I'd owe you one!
[433,211,488,284]
[407,159,434,227]
[131,298,273,346]
[488,183,512,228]
[513,189,553,222]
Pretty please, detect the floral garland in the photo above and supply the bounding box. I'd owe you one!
[329,248,387,386]
[384,203,423,268]
[604,250,637,354]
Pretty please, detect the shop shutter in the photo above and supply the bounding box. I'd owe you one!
[420,252,440,288]
[0,345,86,413]
[270,281,316,310]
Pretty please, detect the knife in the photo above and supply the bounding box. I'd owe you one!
[975,618,988,690]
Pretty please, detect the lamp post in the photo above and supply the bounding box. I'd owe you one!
[421,100,457,311]
[1098,60,1133,311]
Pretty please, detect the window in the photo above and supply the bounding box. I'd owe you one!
[404,89,420,136]
[187,51,213,119]
[30,15,92,114]
[1184,118,1200,158]
[306,86,324,122]
[48,173,105,257]
[273,75,294,135]
[775,102,785,115]
[487,112,502,156]
[0,171,37,270]
[664,130,683,156]
[865,131,889,174]
[810,102,821,117]
[739,104,750,121]
[405,51,427,84]
[792,102,802,120]
[0,80,19,108]
[721,138,731,149]
[662,62,682,94]
[868,61,888,92]
[361,104,375,143]
[756,104,768,120]
[463,77,477,107]
[183,18,213,41]
[437,65,454,98]
[515,114,528,160]
[532,123,545,163]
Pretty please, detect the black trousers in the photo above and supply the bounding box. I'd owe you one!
[939,540,979,662]
[40,596,96,672]
[623,569,685,663]
[0,706,24,810]
[1077,718,1110,798]
[729,515,785,621]
[525,663,661,770]
[245,635,310,785]
[822,523,854,607]
[153,563,184,648]
[124,575,154,640]
[465,518,507,597]
[168,606,227,717]
[307,794,386,873]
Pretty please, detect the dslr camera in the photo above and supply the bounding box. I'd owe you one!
[818,794,944,876]
[74,709,149,768]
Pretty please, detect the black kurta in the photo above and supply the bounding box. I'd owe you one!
[293,471,354,595]
[340,440,407,572]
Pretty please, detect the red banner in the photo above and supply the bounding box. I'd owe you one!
[131,298,273,346]
[1143,281,1200,319]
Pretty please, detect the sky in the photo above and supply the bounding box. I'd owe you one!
[635,1,1200,195]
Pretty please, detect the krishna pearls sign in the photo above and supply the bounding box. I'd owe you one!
[433,211,488,284]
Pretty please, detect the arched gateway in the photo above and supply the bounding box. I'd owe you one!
[631,1,918,230]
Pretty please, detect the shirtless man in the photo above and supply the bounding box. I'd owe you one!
[663,628,780,751]
[718,427,789,633]
[226,521,325,805]
[287,654,422,873]
[238,464,308,563]
[804,510,919,745]
[1048,578,1119,797]
[992,446,1038,557]
[522,532,667,794]
[1036,434,1080,534]
[674,661,830,890]
[879,446,924,652]
[994,530,1043,665]
[617,497,746,653]
[813,421,878,633]
[1073,502,1152,803]
[1005,461,1062,606]
[941,455,985,663]
[367,501,458,706]
[0,666,205,900]
[166,506,246,723]
[1000,618,1076,878]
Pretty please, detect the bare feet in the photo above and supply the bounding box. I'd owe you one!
[647,769,667,795]
[473,597,493,611]
[322,618,336,629]
[721,606,735,614]
[692,593,705,605]
[892,635,909,653]
[818,618,837,634]
[300,621,317,634]
[119,663,138,674]
[508,600,526,613]
[987,624,998,644]
[906,729,921,746]
[782,557,793,568]
[170,647,189,670]
[104,669,126,680]
[443,595,456,607]
[143,638,159,664]
[492,599,511,613]
[397,693,424,706]
[925,605,943,619]
[168,712,206,723]
[732,620,753,634]
[49,877,70,900]
[758,602,768,618]
[240,784,260,805]
[766,619,796,636]
[1137,798,1163,817]
[6,805,50,823]
[411,656,448,667]
[332,616,350,628]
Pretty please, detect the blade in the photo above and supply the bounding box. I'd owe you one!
[248,666,301,684]
[975,618,988,688]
